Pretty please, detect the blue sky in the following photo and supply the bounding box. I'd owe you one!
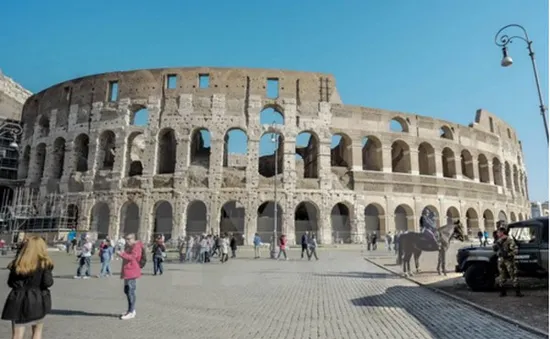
[1,0,548,201]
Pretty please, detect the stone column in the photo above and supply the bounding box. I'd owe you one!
[409,149,419,175]
[434,151,443,177]
[318,140,332,191]
[382,146,393,173]
[246,138,260,189]
[139,196,153,243]
[351,144,363,171]
[453,156,462,180]
[471,157,479,181]
[486,160,494,184]
[208,138,224,190]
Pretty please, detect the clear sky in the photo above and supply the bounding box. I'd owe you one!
[1,0,548,201]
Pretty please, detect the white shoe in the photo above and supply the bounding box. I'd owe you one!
[121,311,136,320]
[73,276,81,279]
[82,276,90,279]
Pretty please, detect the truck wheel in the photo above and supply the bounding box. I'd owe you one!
[465,263,495,292]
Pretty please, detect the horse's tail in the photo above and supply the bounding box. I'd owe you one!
[396,235,403,265]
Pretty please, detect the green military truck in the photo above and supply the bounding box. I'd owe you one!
[455,216,548,291]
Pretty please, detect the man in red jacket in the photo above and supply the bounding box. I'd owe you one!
[116,233,143,320]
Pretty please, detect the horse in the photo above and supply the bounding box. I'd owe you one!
[396,221,465,276]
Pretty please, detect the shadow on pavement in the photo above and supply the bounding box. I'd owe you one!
[50,309,120,318]
[315,272,399,279]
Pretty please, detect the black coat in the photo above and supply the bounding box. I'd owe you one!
[229,237,237,250]
[1,266,53,324]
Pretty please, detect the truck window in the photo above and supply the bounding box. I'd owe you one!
[542,220,548,244]
[508,225,538,244]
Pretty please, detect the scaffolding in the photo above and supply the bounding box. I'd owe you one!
[0,187,84,244]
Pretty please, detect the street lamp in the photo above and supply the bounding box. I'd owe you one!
[494,24,549,144]
[0,121,22,149]
[270,122,279,259]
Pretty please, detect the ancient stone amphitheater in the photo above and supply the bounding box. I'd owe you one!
[18,67,530,245]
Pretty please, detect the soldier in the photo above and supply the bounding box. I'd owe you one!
[492,226,523,297]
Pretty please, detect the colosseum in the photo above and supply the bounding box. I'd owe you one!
[18,67,531,245]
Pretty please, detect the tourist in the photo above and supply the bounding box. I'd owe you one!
[199,236,208,263]
[277,234,288,260]
[117,233,143,320]
[253,233,262,259]
[74,234,93,279]
[220,233,229,263]
[308,234,319,260]
[115,236,126,260]
[1,236,54,339]
[385,232,393,251]
[229,233,238,258]
[301,232,309,259]
[152,235,166,275]
[99,239,114,277]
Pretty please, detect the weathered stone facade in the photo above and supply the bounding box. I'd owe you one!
[0,70,32,121]
[18,67,530,244]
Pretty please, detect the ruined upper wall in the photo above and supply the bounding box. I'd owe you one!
[0,71,32,121]
[22,67,339,125]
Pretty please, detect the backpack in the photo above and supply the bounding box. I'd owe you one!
[139,245,147,268]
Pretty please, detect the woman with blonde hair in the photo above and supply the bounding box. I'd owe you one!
[1,236,54,339]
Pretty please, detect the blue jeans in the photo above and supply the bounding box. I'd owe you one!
[100,259,112,276]
[153,256,164,275]
[77,256,91,277]
[186,248,193,261]
[124,279,137,313]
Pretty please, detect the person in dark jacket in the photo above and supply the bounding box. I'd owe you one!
[152,235,166,276]
[229,234,238,258]
[2,235,54,339]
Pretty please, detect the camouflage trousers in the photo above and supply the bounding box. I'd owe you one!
[496,258,519,288]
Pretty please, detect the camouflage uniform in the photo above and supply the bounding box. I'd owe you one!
[493,234,522,296]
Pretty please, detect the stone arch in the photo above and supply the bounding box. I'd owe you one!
[518,212,524,221]
[259,131,284,177]
[119,202,140,236]
[35,143,47,181]
[478,154,490,183]
[294,201,319,244]
[66,204,79,229]
[186,200,208,236]
[190,128,211,168]
[441,147,456,178]
[422,205,440,227]
[220,201,245,244]
[446,206,460,225]
[296,131,320,178]
[504,162,512,190]
[440,125,453,139]
[389,117,408,133]
[37,115,50,138]
[90,202,110,238]
[361,136,382,171]
[391,140,411,173]
[331,202,352,244]
[418,142,436,175]
[513,165,519,192]
[98,130,116,170]
[520,172,526,196]
[498,210,507,223]
[331,133,352,168]
[365,203,386,236]
[223,128,248,168]
[394,204,414,231]
[483,209,495,232]
[460,150,474,179]
[19,146,31,179]
[259,105,284,125]
[126,132,145,177]
[510,211,517,222]
[257,201,283,239]
[130,106,149,126]
[466,208,479,235]
[157,128,177,174]
[154,201,173,241]
[74,134,90,172]
[51,137,65,179]
[492,157,503,186]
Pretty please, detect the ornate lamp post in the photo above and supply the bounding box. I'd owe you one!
[0,121,22,149]
[270,122,279,259]
[495,24,549,144]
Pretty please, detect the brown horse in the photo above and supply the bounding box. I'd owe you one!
[396,221,465,276]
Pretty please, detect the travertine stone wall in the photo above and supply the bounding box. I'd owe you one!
[0,71,32,121]
[18,67,530,244]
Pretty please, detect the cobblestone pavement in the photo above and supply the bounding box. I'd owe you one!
[0,249,545,339]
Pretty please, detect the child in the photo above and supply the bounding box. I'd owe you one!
[1,236,54,339]
[99,239,114,277]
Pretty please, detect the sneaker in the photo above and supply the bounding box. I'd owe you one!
[82,276,90,280]
[121,311,136,320]
[73,276,81,279]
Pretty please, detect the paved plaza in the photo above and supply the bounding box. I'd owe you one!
[0,248,545,339]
